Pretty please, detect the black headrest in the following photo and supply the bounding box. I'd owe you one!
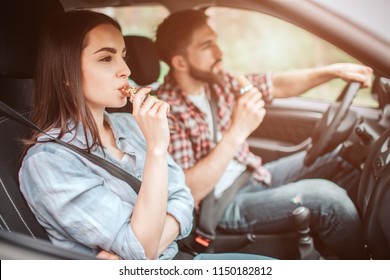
[0,0,64,78]
[124,35,160,86]
[0,77,34,111]
[0,0,64,111]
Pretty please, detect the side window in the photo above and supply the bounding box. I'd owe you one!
[207,7,377,107]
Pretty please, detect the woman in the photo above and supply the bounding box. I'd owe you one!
[19,10,270,260]
[18,9,191,260]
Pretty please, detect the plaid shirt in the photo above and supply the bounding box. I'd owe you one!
[156,71,273,185]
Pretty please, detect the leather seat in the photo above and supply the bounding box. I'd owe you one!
[0,0,94,260]
[0,0,64,239]
[357,126,390,259]
[0,109,49,240]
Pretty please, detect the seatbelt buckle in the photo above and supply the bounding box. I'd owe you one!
[193,229,215,251]
[195,234,211,248]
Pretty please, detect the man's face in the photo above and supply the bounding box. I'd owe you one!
[184,23,224,84]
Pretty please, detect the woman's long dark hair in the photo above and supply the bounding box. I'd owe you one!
[29,10,121,152]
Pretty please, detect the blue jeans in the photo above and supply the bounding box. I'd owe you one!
[219,150,365,259]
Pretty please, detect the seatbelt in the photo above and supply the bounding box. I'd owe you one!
[0,101,141,194]
[191,85,251,249]
[209,92,219,143]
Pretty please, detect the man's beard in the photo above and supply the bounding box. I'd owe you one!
[188,60,224,85]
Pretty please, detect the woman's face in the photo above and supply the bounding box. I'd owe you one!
[81,23,131,113]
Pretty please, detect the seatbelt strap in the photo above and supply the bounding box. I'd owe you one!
[209,91,219,143]
[196,170,251,238]
[0,101,141,194]
[192,85,251,248]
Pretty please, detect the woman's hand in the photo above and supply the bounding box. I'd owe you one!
[131,88,170,259]
[132,88,170,152]
[96,250,121,260]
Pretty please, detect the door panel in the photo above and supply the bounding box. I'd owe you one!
[248,98,326,163]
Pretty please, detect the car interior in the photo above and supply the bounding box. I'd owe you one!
[1,0,390,260]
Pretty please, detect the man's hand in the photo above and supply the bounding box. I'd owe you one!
[327,63,373,88]
[229,85,266,143]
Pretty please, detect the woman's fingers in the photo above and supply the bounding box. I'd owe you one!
[135,94,169,116]
[132,87,152,112]
[157,100,170,116]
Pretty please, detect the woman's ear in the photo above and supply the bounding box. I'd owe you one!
[171,55,187,72]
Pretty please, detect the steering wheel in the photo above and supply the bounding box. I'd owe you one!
[304,82,360,166]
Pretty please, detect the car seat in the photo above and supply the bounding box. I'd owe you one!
[0,0,65,236]
[357,126,390,259]
[0,0,99,260]
[378,189,390,250]
[0,109,50,240]
[0,0,70,256]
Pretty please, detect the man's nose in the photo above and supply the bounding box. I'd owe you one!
[213,44,223,59]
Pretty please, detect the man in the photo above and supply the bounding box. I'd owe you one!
[155,9,372,259]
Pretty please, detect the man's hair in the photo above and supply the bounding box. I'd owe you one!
[155,9,209,66]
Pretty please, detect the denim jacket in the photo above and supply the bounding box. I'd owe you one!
[19,112,194,260]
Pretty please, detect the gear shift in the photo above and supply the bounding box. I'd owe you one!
[292,206,323,259]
